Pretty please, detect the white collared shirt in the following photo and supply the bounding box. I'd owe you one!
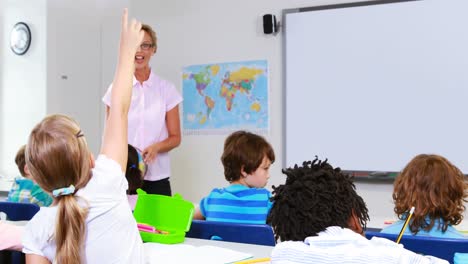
[23,155,144,263]
[271,226,448,264]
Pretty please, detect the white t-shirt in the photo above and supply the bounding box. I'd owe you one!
[271,226,448,264]
[102,71,183,181]
[23,155,144,264]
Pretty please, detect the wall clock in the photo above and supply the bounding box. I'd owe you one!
[10,22,31,55]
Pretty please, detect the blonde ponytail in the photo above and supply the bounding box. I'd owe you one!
[26,114,93,263]
[55,196,88,264]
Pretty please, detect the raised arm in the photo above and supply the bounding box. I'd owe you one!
[26,254,51,264]
[100,9,144,171]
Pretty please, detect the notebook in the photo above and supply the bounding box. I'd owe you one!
[144,242,253,264]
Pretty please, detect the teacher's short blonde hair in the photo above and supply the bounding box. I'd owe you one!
[142,24,157,53]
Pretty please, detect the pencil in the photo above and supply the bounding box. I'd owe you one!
[234,257,271,264]
[396,206,415,244]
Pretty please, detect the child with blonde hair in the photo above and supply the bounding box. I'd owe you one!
[22,9,145,264]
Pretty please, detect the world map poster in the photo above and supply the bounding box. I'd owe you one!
[182,60,269,134]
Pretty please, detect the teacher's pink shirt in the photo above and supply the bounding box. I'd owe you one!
[103,70,182,181]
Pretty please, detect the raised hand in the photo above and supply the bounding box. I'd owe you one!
[119,8,144,59]
[101,8,144,171]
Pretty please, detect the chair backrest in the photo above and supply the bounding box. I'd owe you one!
[186,220,276,246]
[365,231,468,264]
[0,201,40,221]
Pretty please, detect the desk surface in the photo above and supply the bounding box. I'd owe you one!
[184,237,273,259]
[144,238,273,264]
[4,220,273,263]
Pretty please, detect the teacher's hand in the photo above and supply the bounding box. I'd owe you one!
[142,143,160,164]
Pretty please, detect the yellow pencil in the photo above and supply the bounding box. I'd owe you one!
[234,257,271,264]
[396,206,415,244]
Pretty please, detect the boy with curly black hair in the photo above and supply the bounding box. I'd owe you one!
[267,158,447,264]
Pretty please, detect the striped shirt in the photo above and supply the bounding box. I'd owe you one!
[199,184,272,224]
[7,177,52,207]
[271,226,448,264]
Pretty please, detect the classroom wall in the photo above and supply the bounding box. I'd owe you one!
[46,0,102,157]
[0,0,47,177]
[130,0,403,226]
[0,0,127,178]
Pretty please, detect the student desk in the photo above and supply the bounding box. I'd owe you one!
[184,237,273,258]
[144,238,273,263]
[4,221,273,263]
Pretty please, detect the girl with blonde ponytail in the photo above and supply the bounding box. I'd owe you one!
[22,9,145,264]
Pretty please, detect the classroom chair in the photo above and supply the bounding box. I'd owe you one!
[0,201,40,221]
[365,231,468,264]
[186,220,276,246]
[0,201,40,264]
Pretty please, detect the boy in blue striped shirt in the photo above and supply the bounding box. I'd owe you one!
[193,130,275,224]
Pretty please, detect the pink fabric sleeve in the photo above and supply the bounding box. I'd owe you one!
[127,194,138,211]
[164,81,183,112]
[0,221,23,251]
[102,83,113,107]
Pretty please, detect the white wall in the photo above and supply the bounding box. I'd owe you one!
[0,0,126,179]
[130,0,401,227]
[98,0,130,120]
[46,0,103,155]
[0,0,47,177]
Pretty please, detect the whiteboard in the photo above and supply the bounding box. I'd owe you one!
[284,0,468,173]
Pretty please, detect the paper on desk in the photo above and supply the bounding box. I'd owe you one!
[144,242,253,264]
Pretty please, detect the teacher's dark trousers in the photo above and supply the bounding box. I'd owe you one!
[142,178,172,196]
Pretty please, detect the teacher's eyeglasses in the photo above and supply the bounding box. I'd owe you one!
[140,43,154,50]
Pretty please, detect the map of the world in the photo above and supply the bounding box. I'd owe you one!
[182,60,269,134]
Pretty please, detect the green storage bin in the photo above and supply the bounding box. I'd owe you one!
[133,189,194,244]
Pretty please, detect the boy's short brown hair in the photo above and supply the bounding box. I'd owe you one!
[221,131,275,182]
[15,145,27,177]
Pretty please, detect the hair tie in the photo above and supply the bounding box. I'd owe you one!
[136,148,147,176]
[52,184,76,197]
[130,164,137,169]
[76,130,84,138]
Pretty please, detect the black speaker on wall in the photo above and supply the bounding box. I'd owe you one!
[263,14,278,34]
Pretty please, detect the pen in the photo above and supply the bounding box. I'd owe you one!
[396,206,415,244]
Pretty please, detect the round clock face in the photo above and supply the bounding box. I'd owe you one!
[10,22,31,55]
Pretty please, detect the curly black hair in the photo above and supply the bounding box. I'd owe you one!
[267,158,369,242]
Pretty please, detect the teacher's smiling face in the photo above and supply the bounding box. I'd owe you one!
[135,31,156,70]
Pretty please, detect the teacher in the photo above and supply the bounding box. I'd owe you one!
[102,24,182,196]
